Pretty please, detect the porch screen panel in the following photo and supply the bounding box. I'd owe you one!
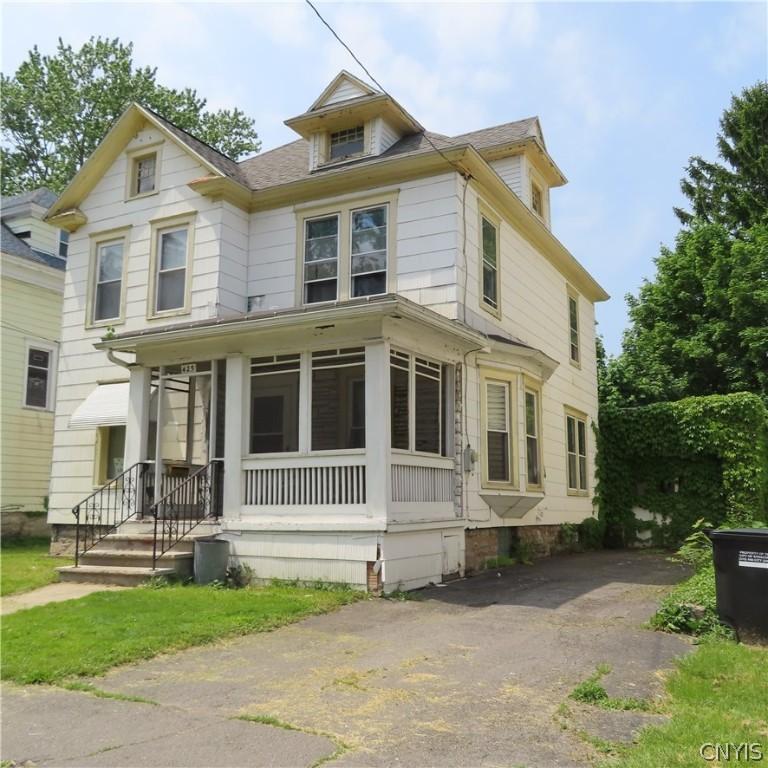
[250,355,300,453]
[414,357,441,454]
[486,381,510,482]
[390,351,409,450]
[311,348,365,450]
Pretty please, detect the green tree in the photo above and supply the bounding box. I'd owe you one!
[1,37,260,195]
[675,81,768,232]
[605,83,768,406]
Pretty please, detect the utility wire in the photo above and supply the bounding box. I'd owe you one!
[303,0,472,180]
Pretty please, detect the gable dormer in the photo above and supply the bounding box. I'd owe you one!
[285,71,423,171]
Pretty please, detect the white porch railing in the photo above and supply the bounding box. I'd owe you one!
[391,454,454,503]
[243,455,366,506]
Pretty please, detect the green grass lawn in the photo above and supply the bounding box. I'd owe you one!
[1,582,361,684]
[614,639,768,767]
[1,537,71,597]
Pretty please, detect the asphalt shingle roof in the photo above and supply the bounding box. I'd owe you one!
[2,187,58,210]
[1,221,65,270]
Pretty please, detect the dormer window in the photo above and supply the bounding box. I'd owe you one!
[329,126,365,161]
[531,182,544,217]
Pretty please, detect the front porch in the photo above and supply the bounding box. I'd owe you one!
[67,297,485,589]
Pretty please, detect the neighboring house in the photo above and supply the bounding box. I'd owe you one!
[46,71,608,590]
[1,188,66,517]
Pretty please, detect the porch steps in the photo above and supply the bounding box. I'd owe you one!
[56,565,177,587]
[57,520,221,587]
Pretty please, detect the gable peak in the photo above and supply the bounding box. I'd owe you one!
[309,70,379,112]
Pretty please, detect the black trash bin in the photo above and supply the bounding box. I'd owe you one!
[708,528,768,643]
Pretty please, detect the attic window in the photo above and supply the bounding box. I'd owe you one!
[132,153,157,196]
[329,126,365,161]
[531,182,544,217]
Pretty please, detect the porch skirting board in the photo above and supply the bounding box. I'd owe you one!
[227,527,463,593]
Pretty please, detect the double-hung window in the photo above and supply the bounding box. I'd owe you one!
[304,215,339,304]
[302,199,392,305]
[566,410,588,493]
[249,355,300,453]
[485,380,512,483]
[531,182,544,217]
[25,346,53,409]
[568,291,580,364]
[525,387,541,487]
[133,153,157,196]
[351,205,387,298]
[481,214,499,313]
[389,351,449,456]
[155,226,189,313]
[93,239,124,322]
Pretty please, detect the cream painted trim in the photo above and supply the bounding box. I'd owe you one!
[477,200,502,319]
[124,141,164,202]
[147,212,197,320]
[294,191,399,306]
[523,377,544,492]
[528,163,549,228]
[564,405,589,496]
[480,367,519,491]
[93,425,125,486]
[567,285,582,369]
[22,338,58,412]
[1,253,64,293]
[308,70,377,112]
[86,226,132,330]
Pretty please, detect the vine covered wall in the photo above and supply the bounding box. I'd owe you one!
[596,393,768,547]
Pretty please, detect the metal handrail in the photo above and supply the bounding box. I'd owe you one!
[149,459,223,569]
[71,461,153,566]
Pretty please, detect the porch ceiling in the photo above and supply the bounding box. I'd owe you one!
[94,295,489,359]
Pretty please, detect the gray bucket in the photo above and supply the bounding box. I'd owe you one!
[193,538,230,585]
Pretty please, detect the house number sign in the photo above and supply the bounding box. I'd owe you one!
[180,363,197,374]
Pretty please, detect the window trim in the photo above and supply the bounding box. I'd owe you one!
[480,369,518,490]
[125,142,163,201]
[349,203,389,301]
[22,340,57,411]
[93,425,126,487]
[478,202,502,319]
[147,213,196,320]
[567,287,581,368]
[531,181,544,219]
[524,379,543,491]
[86,227,131,329]
[528,166,548,225]
[564,406,589,496]
[295,192,398,306]
[302,212,340,305]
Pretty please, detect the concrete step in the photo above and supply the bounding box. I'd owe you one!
[57,565,176,587]
[98,534,195,553]
[80,549,193,571]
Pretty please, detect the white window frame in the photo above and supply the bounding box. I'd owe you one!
[329,125,365,161]
[349,204,388,300]
[389,349,446,457]
[567,288,581,367]
[147,213,195,319]
[87,227,130,329]
[22,340,57,411]
[295,193,397,306]
[481,372,517,489]
[524,382,543,490]
[125,143,163,201]
[478,203,501,318]
[303,213,340,305]
[565,408,589,495]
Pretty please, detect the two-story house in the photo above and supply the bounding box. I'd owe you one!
[46,71,608,590]
[1,188,66,527]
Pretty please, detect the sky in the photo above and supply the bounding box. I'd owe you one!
[2,1,766,354]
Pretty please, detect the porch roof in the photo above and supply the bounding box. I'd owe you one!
[95,295,490,353]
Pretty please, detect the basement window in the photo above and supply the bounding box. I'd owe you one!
[329,125,365,161]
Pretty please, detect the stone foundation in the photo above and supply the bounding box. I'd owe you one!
[464,528,501,574]
[518,524,572,557]
[49,524,110,556]
[1,511,50,539]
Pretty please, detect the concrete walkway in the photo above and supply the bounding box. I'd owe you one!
[2,551,691,767]
[1,582,127,615]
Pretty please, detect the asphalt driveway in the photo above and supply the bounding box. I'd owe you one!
[3,550,691,767]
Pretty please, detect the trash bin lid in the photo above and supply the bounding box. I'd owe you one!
[708,528,768,539]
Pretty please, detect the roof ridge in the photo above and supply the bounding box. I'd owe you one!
[451,116,539,139]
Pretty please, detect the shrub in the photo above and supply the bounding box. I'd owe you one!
[651,565,721,635]
[578,517,606,550]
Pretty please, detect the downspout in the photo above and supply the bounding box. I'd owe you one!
[106,349,137,369]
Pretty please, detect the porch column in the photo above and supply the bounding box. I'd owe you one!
[125,365,151,467]
[223,355,245,518]
[365,342,390,520]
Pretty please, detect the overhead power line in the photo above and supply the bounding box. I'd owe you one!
[303,0,472,179]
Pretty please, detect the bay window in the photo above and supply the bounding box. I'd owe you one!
[525,388,541,487]
[485,380,511,483]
